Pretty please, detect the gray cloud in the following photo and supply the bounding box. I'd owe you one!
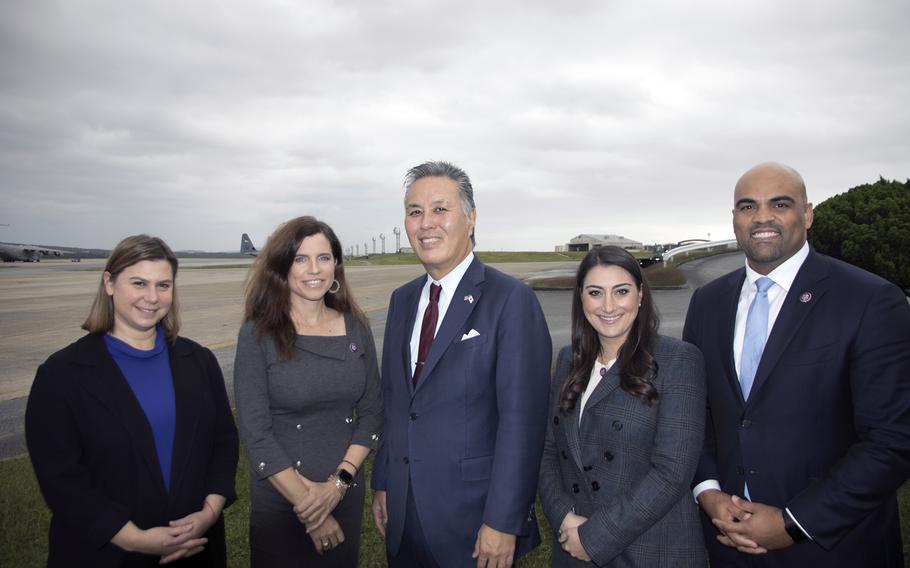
[1,0,907,251]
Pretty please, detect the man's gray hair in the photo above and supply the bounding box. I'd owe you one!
[403,161,476,217]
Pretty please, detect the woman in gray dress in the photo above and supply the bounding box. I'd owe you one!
[538,246,707,566]
[234,216,382,567]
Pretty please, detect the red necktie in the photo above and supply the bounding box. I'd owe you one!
[413,283,441,386]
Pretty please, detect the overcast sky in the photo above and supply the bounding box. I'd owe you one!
[2,0,908,253]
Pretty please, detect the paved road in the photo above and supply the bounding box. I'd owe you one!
[0,253,745,460]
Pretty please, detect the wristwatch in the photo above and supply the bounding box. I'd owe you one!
[336,468,354,487]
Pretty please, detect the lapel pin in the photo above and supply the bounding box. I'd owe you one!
[349,342,358,352]
[799,292,812,303]
[464,295,474,304]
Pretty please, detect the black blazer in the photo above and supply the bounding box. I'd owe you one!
[683,249,910,567]
[25,333,239,567]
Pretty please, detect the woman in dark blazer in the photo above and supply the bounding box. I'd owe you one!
[234,216,382,567]
[25,235,239,567]
[538,246,707,567]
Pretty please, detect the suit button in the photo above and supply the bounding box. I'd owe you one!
[403,457,409,464]
[561,450,568,460]
[572,483,580,493]
[603,451,614,461]
[257,461,266,472]
[611,420,622,431]
[409,412,418,421]
[553,416,560,425]
[345,417,353,424]
[295,460,301,468]
[583,465,593,472]
[591,481,600,491]
[740,419,752,428]
[296,423,302,430]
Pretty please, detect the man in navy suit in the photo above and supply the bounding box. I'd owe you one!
[684,162,910,566]
[371,161,552,567]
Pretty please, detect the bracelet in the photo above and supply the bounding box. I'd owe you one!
[341,459,358,473]
[327,473,349,495]
[782,511,807,543]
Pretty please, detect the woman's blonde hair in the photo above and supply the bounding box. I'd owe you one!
[82,235,180,342]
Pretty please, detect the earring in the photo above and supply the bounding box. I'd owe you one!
[327,279,341,294]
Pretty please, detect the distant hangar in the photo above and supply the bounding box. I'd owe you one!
[560,234,643,252]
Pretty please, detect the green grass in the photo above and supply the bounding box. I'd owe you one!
[4,451,907,566]
[1,451,553,567]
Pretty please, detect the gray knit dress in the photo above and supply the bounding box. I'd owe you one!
[234,312,383,567]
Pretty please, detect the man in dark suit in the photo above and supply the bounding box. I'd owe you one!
[683,162,910,566]
[371,161,552,567]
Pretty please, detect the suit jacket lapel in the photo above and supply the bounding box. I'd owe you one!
[414,258,483,393]
[76,335,167,496]
[563,401,585,471]
[398,278,423,396]
[748,251,829,402]
[168,340,201,500]
[578,365,621,417]
[722,269,747,407]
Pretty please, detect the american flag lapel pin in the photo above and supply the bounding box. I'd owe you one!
[464,294,474,304]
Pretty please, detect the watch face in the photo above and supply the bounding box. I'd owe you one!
[338,469,354,485]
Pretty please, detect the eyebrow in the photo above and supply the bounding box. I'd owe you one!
[584,283,633,291]
[735,195,796,208]
[406,198,452,209]
[128,277,173,284]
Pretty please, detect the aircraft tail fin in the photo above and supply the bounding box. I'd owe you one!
[241,233,258,256]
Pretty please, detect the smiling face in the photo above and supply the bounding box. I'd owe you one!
[404,175,476,280]
[104,260,174,338]
[581,264,643,360]
[287,232,337,305]
[733,163,814,275]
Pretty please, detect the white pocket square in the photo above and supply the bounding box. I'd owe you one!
[461,329,481,341]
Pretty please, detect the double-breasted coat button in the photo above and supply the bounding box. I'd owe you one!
[591,481,600,491]
[583,465,593,472]
[257,461,266,472]
[604,451,614,461]
[572,483,580,493]
[295,460,301,468]
[296,423,302,430]
[371,433,379,441]
[611,420,623,431]
[345,417,353,424]
[561,450,568,460]
[409,412,418,421]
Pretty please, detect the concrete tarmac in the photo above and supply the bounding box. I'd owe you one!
[0,253,744,460]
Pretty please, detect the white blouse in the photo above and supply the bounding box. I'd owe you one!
[579,358,616,424]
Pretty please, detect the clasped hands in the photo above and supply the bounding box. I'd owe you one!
[698,489,794,555]
[294,473,345,555]
[112,495,224,564]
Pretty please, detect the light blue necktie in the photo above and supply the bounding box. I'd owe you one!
[740,277,773,400]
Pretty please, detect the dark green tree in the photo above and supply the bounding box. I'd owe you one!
[809,177,910,292]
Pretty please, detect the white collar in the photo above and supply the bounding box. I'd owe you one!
[424,251,475,296]
[744,241,809,293]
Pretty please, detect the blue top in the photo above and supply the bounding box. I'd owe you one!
[104,328,176,491]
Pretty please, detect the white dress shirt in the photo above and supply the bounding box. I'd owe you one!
[693,242,813,539]
[409,252,475,378]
